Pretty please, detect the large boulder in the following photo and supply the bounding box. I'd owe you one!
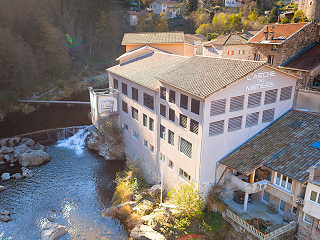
[40,222,67,240]
[86,135,100,151]
[12,173,23,180]
[21,138,35,147]
[1,173,10,181]
[0,137,21,148]
[31,143,46,151]
[19,150,51,167]
[130,225,166,240]
[14,144,29,155]
[0,146,14,154]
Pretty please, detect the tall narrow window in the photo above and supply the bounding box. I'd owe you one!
[143,93,154,110]
[160,125,165,139]
[132,107,138,121]
[169,90,176,103]
[160,87,166,100]
[254,54,260,61]
[169,108,175,122]
[113,79,118,90]
[190,119,199,134]
[179,114,187,128]
[230,95,244,112]
[160,104,166,117]
[132,87,138,101]
[122,83,127,95]
[191,98,200,115]
[180,94,188,110]
[122,101,128,113]
[143,114,147,127]
[168,130,174,146]
[268,55,274,65]
[149,118,154,131]
[180,138,192,158]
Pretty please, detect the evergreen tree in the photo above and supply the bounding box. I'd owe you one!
[268,7,280,23]
[186,0,199,15]
[154,15,169,32]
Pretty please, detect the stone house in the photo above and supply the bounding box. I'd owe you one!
[220,109,320,239]
[248,22,319,67]
[149,0,179,19]
[121,32,197,57]
[298,0,320,22]
[203,33,252,60]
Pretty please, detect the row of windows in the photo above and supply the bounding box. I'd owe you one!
[227,50,245,55]
[114,79,155,110]
[210,87,292,116]
[159,103,199,135]
[254,54,275,65]
[158,153,190,182]
[160,86,200,115]
[275,173,292,192]
[209,108,275,136]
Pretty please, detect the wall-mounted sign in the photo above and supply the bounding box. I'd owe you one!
[98,96,118,116]
[246,71,275,92]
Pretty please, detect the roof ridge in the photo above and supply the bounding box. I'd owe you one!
[223,34,232,45]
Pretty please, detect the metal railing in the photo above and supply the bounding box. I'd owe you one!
[228,174,267,194]
[226,209,296,240]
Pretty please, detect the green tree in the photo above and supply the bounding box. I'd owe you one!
[291,10,307,23]
[195,23,213,37]
[268,6,280,23]
[249,11,258,21]
[186,0,199,15]
[280,17,290,24]
[225,14,243,32]
[154,15,169,32]
[211,12,228,34]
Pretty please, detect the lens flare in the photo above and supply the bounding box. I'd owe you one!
[66,34,83,49]
[66,34,73,44]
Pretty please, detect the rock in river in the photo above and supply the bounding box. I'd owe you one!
[41,222,67,240]
[130,224,166,240]
[19,150,51,167]
[1,173,10,181]
[0,186,7,191]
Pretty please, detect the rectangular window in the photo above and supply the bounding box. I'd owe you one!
[262,191,270,203]
[179,168,191,181]
[169,90,176,103]
[122,83,127,95]
[113,79,118,90]
[160,104,166,117]
[230,95,244,112]
[160,125,165,139]
[209,120,224,136]
[179,114,187,128]
[264,89,278,104]
[143,114,147,127]
[180,138,192,158]
[248,92,262,108]
[144,139,148,147]
[280,86,293,101]
[169,108,175,122]
[232,50,234,55]
[262,108,275,123]
[228,116,242,132]
[132,107,138,121]
[190,119,199,134]
[150,144,154,153]
[149,118,154,132]
[191,98,200,115]
[168,159,174,168]
[143,93,154,110]
[168,130,174,146]
[268,55,274,65]
[304,213,313,225]
[246,112,259,128]
[123,123,128,131]
[133,130,139,140]
[122,101,128,113]
[310,191,317,202]
[132,87,138,101]
[242,50,245,54]
[210,99,226,116]
[160,87,166,100]
[160,153,165,162]
[180,94,188,110]
[239,50,241,55]
[291,206,297,215]
[254,54,260,61]
[279,200,285,213]
[275,173,292,192]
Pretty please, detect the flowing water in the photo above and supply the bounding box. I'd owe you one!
[0,129,127,240]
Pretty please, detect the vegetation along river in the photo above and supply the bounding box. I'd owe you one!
[0,129,128,239]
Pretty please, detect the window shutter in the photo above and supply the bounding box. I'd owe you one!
[210,99,226,116]
[248,92,262,108]
[262,108,275,123]
[230,95,244,112]
[209,120,224,136]
[264,89,277,104]
[180,138,192,158]
[228,116,242,132]
[280,86,293,101]
[245,112,259,128]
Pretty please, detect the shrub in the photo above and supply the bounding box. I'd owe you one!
[112,170,138,205]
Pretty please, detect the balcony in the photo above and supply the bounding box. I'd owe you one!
[228,173,269,194]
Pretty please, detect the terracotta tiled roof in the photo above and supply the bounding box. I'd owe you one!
[248,22,310,44]
[281,43,320,71]
[203,34,248,46]
[185,34,206,42]
[122,32,185,45]
[158,57,266,98]
[108,52,187,90]
[220,110,320,182]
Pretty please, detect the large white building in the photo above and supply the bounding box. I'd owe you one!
[103,48,298,191]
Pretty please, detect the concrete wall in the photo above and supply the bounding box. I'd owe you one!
[295,89,320,113]
[303,182,320,219]
[201,66,297,188]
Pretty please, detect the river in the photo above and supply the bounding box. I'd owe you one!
[0,129,128,239]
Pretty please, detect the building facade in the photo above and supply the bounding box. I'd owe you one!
[149,0,179,18]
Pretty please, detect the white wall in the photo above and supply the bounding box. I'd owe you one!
[200,66,298,187]
[304,183,320,219]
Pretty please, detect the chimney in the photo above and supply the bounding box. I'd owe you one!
[269,26,274,40]
[263,26,269,40]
